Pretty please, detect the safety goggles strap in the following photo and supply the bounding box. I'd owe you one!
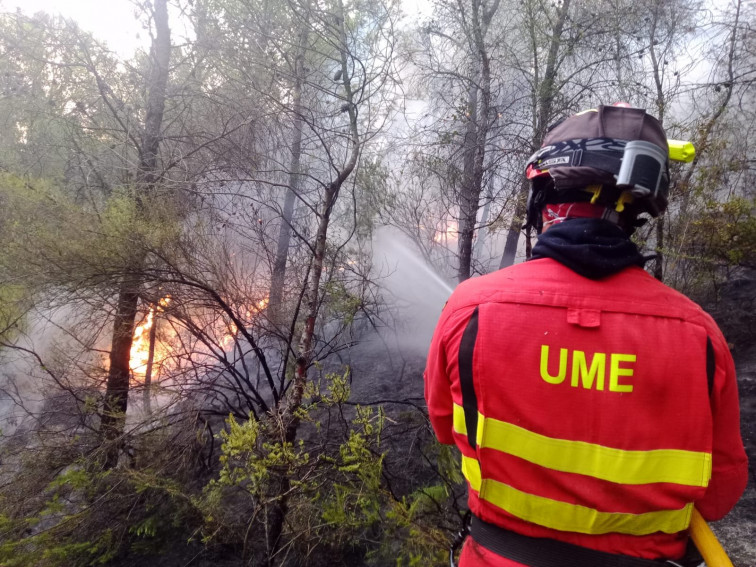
[527,137,625,174]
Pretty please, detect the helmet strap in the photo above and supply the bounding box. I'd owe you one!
[542,202,620,230]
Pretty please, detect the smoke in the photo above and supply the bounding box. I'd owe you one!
[0,303,109,437]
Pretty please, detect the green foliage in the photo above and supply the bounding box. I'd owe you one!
[212,413,311,492]
[0,11,133,188]
[323,280,363,325]
[691,197,756,268]
[372,441,461,567]
[320,406,386,536]
[0,283,26,342]
[0,531,118,567]
[197,371,460,566]
[0,173,183,294]
[0,434,205,567]
[306,368,352,406]
[0,465,119,567]
[100,189,184,258]
[381,485,452,567]
[436,444,465,485]
[354,158,390,238]
[129,515,159,538]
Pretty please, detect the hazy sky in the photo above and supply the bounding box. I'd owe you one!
[1,0,150,57]
[1,0,433,59]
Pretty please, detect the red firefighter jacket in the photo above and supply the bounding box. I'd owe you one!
[424,258,748,562]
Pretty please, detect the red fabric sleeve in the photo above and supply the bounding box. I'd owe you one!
[424,303,456,445]
[423,300,472,445]
[695,327,749,521]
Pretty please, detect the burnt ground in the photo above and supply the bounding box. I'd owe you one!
[708,347,756,567]
[703,274,756,567]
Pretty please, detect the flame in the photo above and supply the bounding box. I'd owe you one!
[224,296,269,348]
[130,296,174,380]
[130,309,155,374]
[130,294,270,380]
[220,322,238,350]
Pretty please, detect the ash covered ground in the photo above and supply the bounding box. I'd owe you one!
[704,274,756,567]
[708,352,756,565]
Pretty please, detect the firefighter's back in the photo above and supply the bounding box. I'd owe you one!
[446,257,724,560]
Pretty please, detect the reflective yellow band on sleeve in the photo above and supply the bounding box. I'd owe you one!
[453,403,468,434]
[452,404,711,487]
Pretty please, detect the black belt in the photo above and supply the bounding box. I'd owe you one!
[470,515,683,567]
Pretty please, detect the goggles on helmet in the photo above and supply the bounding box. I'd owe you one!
[525,137,670,201]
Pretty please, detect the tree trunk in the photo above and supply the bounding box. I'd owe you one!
[264,183,340,562]
[473,188,492,267]
[142,310,157,417]
[264,0,361,558]
[498,0,570,269]
[100,0,171,468]
[535,0,570,142]
[456,0,499,283]
[500,179,529,268]
[269,31,307,323]
[262,464,292,567]
[456,81,479,282]
[101,275,141,468]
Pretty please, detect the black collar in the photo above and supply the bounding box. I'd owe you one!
[531,218,646,279]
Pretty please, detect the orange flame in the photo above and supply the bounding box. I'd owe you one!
[130,294,270,379]
[224,296,269,348]
[130,309,155,375]
[130,296,173,380]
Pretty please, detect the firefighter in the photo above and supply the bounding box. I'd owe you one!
[424,104,748,567]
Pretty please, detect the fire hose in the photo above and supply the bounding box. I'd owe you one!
[689,508,735,567]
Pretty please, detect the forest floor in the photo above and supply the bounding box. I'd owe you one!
[704,272,756,567]
[710,345,756,567]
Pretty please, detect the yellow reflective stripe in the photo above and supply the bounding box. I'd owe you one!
[453,404,484,445]
[453,403,467,434]
[482,415,711,487]
[460,456,691,535]
[453,404,711,487]
[461,455,482,491]
[482,475,693,535]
